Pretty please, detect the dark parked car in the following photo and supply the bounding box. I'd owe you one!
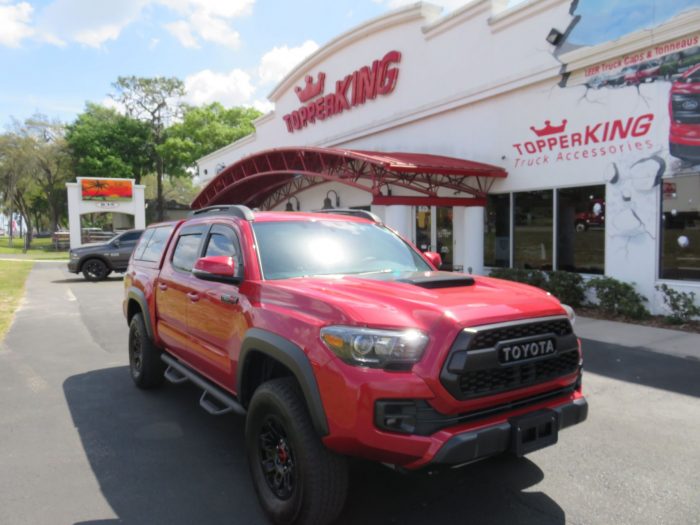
[68,229,144,281]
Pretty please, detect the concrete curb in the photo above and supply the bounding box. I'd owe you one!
[0,257,67,263]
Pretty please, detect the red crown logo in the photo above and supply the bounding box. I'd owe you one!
[294,72,326,103]
[530,119,568,137]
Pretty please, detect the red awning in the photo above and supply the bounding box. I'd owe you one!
[192,146,506,210]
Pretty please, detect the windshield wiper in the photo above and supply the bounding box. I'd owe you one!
[353,269,394,276]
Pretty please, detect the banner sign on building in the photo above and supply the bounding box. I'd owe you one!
[282,50,402,133]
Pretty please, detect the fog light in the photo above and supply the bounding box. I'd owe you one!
[375,400,418,434]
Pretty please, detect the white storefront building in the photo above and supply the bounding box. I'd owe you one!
[196,0,700,313]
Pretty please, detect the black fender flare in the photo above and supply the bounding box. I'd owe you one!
[238,328,329,436]
[126,288,154,340]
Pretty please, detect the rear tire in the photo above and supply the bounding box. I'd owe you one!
[82,258,109,281]
[246,378,347,525]
[128,313,165,389]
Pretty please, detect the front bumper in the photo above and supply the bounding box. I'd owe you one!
[430,396,587,466]
[67,259,80,273]
[316,316,585,469]
[319,358,586,469]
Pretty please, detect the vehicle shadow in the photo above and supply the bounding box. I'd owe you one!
[64,367,565,525]
[581,338,700,398]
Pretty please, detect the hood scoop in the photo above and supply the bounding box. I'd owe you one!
[395,271,475,289]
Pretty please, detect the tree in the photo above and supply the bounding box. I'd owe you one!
[22,115,74,231]
[111,76,185,221]
[65,103,153,184]
[0,115,76,250]
[0,131,37,251]
[140,172,199,211]
[160,103,261,178]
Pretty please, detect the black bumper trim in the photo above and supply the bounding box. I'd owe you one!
[431,397,587,465]
[670,142,700,161]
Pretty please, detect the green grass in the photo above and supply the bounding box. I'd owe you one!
[0,260,33,340]
[0,237,69,260]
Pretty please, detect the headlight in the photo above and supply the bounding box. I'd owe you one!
[561,304,576,326]
[70,251,79,259]
[320,326,429,369]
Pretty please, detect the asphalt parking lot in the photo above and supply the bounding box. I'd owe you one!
[1,262,699,525]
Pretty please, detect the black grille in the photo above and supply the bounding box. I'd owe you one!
[468,319,572,351]
[458,349,579,398]
[671,94,700,124]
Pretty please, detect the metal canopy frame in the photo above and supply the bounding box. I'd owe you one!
[192,147,507,210]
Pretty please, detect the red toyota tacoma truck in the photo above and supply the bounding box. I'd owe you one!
[123,205,586,525]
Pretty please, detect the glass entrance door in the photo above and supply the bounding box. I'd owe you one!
[436,207,453,270]
[415,206,432,252]
[414,206,454,270]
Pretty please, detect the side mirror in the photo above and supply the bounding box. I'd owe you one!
[423,251,443,270]
[113,239,121,248]
[192,255,242,284]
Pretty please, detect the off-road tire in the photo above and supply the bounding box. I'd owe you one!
[128,313,165,389]
[82,258,109,281]
[246,378,347,525]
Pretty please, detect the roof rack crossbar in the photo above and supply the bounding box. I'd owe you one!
[311,208,382,224]
[190,205,255,221]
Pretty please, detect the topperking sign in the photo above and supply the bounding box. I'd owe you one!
[282,50,401,133]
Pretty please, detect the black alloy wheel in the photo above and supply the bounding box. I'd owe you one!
[246,378,348,525]
[258,415,297,500]
[129,326,143,378]
[128,313,165,389]
[82,258,109,281]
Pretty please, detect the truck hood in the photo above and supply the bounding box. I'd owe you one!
[260,271,566,331]
[70,242,113,255]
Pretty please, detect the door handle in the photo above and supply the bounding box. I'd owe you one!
[187,292,200,302]
[221,294,239,305]
[158,283,168,291]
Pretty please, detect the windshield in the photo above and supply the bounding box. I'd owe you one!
[253,220,431,280]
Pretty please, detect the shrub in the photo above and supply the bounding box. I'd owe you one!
[546,271,585,307]
[655,284,700,324]
[489,268,547,289]
[489,268,585,307]
[587,277,649,319]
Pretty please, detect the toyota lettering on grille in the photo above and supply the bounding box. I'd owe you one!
[498,337,556,364]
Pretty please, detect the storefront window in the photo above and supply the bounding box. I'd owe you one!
[557,185,605,274]
[660,175,700,281]
[484,194,510,267]
[514,190,553,270]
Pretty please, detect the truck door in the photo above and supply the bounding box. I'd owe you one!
[186,223,248,389]
[156,224,207,359]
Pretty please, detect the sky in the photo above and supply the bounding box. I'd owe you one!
[4,0,689,128]
[568,0,699,46]
[0,0,470,127]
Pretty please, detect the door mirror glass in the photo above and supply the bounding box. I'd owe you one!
[423,251,442,269]
[192,255,242,284]
[112,239,121,248]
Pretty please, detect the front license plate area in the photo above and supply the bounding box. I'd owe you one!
[510,410,559,457]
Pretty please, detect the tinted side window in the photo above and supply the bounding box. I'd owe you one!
[172,234,203,272]
[203,225,243,273]
[205,233,235,257]
[119,230,143,243]
[140,226,174,262]
[133,229,155,260]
